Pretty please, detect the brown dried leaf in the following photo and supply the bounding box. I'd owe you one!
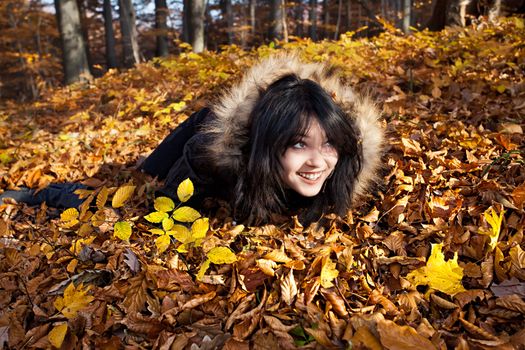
[351,326,383,350]
[377,319,435,350]
[181,291,216,310]
[280,268,298,306]
[122,274,148,314]
[154,268,194,291]
[264,249,292,263]
[430,293,458,309]
[495,294,525,314]
[459,318,499,341]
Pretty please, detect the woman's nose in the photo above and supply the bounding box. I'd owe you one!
[305,148,325,167]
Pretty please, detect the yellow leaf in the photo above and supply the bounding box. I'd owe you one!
[145,211,169,223]
[320,256,339,288]
[114,221,132,241]
[154,196,175,212]
[406,243,465,296]
[96,187,109,209]
[264,249,292,263]
[70,236,96,254]
[54,283,94,319]
[149,228,165,235]
[169,224,191,242]
[207,247,237,264]
[196,259,211,281]
[60,208,79,221]
[480,207,504,251]
[48,323,68,348]
[111,185,136,208]
[177,178,194,203]
[191,218,209,240]
[162,217,174,231]
[155,234,171,254]
[172,206,201,222]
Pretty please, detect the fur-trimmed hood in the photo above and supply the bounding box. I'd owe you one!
[204,53,384,202]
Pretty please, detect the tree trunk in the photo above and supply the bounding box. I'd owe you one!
[426,0,447,30]
[182,0,190,43]
[155,0,169,56]
[402,0,411,33]
[309,0,317,40]
[345,0,351,32]
[322,0,329,38]
[76,0,93,69]
[269,0,284,40]
[446,0,471,27]
[118,0,140,67]
[334,0,342,39]
[489,0,501,21]
[54,0,92,84]
[294,0,303,37]
[249,0,256,38]
[103,0,117,68]
[189,0,206,53]
[220,0,234,44]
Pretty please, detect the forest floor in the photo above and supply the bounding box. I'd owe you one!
[0,18,524,350]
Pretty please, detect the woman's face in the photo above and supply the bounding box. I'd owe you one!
[280,118,339,197]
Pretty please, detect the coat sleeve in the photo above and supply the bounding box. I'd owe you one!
[140,108,212,180]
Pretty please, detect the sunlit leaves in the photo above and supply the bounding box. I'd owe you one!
[177,178,194,202]
[208,247,237,264]
[172,206,201,222]
[191,218,209,240]
[54,283,94,319]
[406,243,466,296]
[155,234,171,254]
[480,207,505,252]
[114,221,132,241]
[60,208,79,228]
[48,323,68,348]
[154,196,175,212]
[111,185,136,208]
[320,256,339,288]
[145,211,169,223]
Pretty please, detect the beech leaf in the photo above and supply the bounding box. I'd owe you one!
[155,234,171,254]
[207,247,237,264]
[177,178,194,202]
[320,256,339,288]
[154,196,175,212]
[114,221,132,241]
[111,185,136,208]
[54,283,94,319]
[172,206,201,222]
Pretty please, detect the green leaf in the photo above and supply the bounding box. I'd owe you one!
[154,196,175,212]
[172,206,201,222]
[145,211,169,223]
[114,221,132,241]
[177,178,194,203]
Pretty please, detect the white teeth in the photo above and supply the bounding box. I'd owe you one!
[298,172,322,180]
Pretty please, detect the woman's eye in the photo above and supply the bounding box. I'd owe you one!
[292,142,306,149]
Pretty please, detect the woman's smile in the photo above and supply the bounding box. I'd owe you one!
[280,118,338,197]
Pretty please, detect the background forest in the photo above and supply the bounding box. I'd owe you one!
[1,0,525,349]
[2,0,525,100]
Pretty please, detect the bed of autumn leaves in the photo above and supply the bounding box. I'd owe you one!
[1,17,525,349]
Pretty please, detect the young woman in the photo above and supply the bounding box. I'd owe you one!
[0,54,384,225]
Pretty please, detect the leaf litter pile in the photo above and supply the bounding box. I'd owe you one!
[1,18,525,349]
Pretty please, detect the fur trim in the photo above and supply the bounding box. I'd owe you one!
[205,53,384,202]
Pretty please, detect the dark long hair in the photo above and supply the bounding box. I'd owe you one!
[234,74,363,224]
